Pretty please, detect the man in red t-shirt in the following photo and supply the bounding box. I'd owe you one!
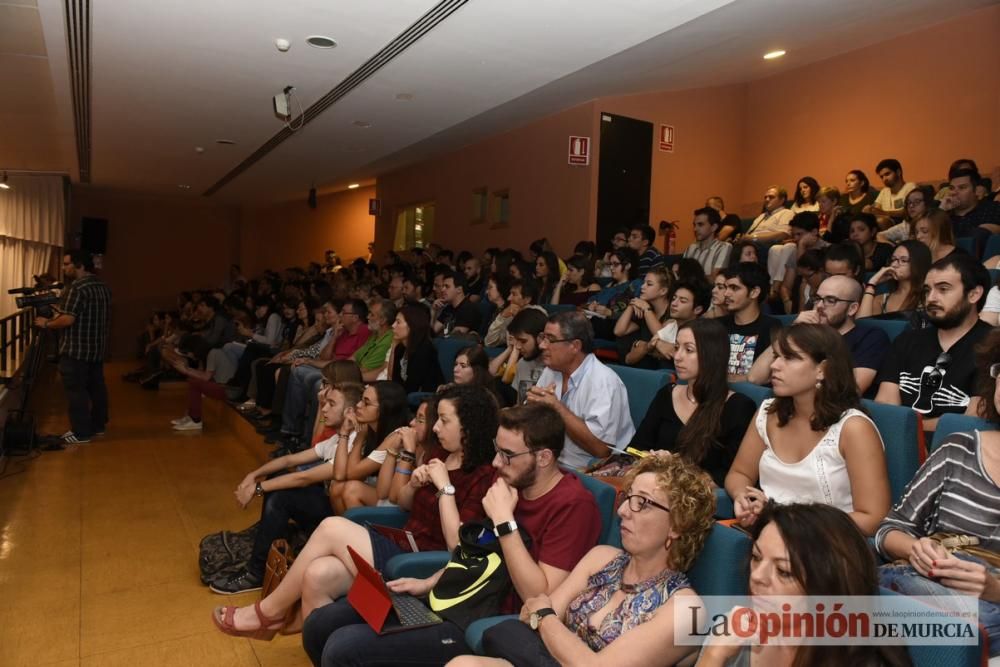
[483,402,601,602]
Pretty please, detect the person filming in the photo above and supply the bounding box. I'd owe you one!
[33,250,112,445]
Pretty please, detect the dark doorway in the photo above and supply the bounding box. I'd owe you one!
[596,112,653,246]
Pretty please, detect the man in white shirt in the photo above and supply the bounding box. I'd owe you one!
[527,311,634,470]
[745,186,794,245]
[869,158,915,220]
[682,206,732,279]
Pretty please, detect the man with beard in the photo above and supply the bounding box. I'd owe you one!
[875,254,992,430]
[748,275,889,396]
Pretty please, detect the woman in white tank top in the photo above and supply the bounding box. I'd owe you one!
[725,324,891,536]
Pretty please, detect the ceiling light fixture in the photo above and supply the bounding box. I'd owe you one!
[306,35,337,49]
[0,172,9,190]
[348,183,360,189]
[763,49,786,60]
[352,120,372,128]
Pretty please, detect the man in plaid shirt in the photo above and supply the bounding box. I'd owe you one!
[33,250,112,444]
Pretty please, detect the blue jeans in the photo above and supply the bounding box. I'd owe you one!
[302,598,469,667]
[247,485,331,578]
[282,365,323,436]
[879,554,1000,656]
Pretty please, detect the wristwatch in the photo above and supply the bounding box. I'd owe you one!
[435,484,456,498]
[529,607,556,631]
[254,482,264,497]
[493,519,518,537]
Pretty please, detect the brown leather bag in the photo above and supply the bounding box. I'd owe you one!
[261,539,302,634]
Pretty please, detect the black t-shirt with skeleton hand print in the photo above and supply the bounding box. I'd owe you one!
[875,320,992,419]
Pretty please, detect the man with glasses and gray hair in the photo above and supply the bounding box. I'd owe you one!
[875,254,993,431]
[748,275,889,396]
[526,311,634,470]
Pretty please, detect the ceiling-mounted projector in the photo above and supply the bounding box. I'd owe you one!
[273,86,293,121]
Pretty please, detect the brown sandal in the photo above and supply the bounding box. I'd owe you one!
[212,601,283,641]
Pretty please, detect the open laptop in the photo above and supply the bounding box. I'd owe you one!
[346,545,443,634]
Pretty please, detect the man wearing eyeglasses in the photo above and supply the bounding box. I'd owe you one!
[527,311,634,470]
[875,254,993,430]
[748,276,889,396]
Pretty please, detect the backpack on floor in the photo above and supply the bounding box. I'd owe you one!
[198,522,258,585]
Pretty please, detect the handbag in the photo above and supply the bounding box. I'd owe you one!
[428,519,531,630]
[261,539,303,635]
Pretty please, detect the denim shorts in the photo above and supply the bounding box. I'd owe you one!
[367,527,405,573]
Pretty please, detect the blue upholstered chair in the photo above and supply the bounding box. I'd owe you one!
[955,236,976,256]
[607,364,670,428]
[774,313,797,327]
[861,318,910,341]
[729,381,772,407]
[930,413,998,454]
[432,337,472,382]
[862,400,921,504]
[983,234,1000,262]
[542,304,575,316]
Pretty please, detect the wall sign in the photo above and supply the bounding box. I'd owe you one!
[659,124,675,153]
[568,136,590,166]
[368,198,382,216]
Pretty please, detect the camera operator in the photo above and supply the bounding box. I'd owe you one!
[33,250,112,445]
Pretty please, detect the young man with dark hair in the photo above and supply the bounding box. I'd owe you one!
[431,270,482,337]
[528,311,634,470]
[720,262,780,382]
[489,306,549,402]
[944,167,1000,237]
[194,296,236,349]
[683,206,732,279]
[875,253,992,430]
[33,250,112,444]
[628,280,709,365]
[627,223,664,274]
[823,242,863,280]
[870,158,915,219]
[401,276,429,308]
[483,278,540,348]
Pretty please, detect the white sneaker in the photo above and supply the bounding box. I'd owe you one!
[237,400,256,412]
[173,419,203,431]
[171,416,192,426]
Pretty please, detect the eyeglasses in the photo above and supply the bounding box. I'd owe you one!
[493,440,536,465]
[620,491,671,514]
[814,295,856,307]
[341,310,356,316]
[921,352,952,389]
[608,261,623,268]
[889,256,911,265]
[538,334,577,345]
[905,199,925,207]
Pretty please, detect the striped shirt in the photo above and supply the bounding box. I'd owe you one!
[59,274,111,362]
[682,238,732,275]
[874,431,1000,558]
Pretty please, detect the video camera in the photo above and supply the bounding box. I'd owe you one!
[9,275,64,318]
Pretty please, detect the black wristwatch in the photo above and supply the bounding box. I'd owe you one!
[493,519,518,537]
[254,482,264,497]
[529,607,556,630]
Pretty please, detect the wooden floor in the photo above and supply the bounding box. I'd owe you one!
[0,361,311,667]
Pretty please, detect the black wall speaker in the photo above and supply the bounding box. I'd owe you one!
[81,217,108,254]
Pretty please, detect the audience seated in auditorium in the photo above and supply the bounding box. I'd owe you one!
[210,382,365,595]
[727,324,891,536]
[528,311,634,470]
[552,254,601,306]
[584,247,638,339]
[352,298,396,382]
[750,275,890,397]
[212,385,498,640]
[490,307,548,403]
[915,209,960,262]
[857,240,931,318]
[700,503,913,666]
[682,206,732,280]
[481,274,512,347]
[869,158,916,221]
[626,280,709,367]
[303,403,603,666]
[791,249,826,312]
[462,256,484,302]
[168,334,234,431]
[389,305,445,393]
[719,262,779,382]
[613,267,672,368]
[467,454,715,667]
[628,318,755,487]
[878,184,935,245]
[704,272,728,319]
[769,211,827,308]
[943,166,1000,237]
[817,185,847,241]
[627,223,664,274]
[743,185,793,246]
[848,212,894,272]
[451,344,516,407]
[840,169,877,216]
[534,251,561,305]
[823,242,863,282]
[875,328,1000,657]
[875,254,993,430]
[596,228,628,277]
[790,176,821,214]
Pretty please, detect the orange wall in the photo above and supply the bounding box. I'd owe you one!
[375,102,598,259]
[69,187,241,358]
[240,185,375,276]
[740,5,1000,210]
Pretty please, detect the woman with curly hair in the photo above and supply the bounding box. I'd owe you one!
[725,324,891,536]
[212,384,500,640]
[455,454,717,666]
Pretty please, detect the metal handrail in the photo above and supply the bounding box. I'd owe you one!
[0,309,35,382]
